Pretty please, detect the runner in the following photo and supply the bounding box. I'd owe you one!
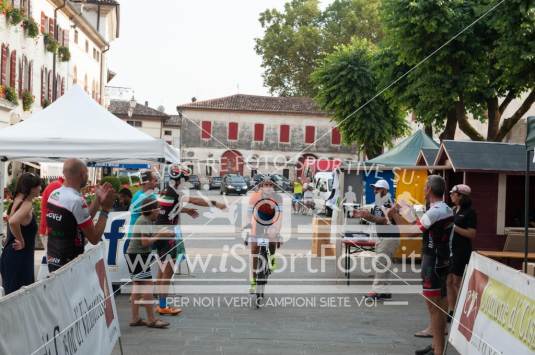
[388,175,453,355]
[247,176,283,293]
[129,170,159,231]
[155,163,226,315]
[46,159,115,272]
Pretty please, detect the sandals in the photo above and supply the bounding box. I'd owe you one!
[129,318,147,327]
[414,330,433,338]
[146,319,170,329]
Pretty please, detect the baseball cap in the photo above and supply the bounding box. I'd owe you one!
[370,179,389,191]
[450,184,471,196]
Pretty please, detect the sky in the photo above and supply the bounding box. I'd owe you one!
[107,0,332,114]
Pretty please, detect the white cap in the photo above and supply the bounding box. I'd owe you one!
[370,179,389,190]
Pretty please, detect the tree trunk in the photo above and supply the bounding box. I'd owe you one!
[495,89,535,142]
[365,145,384,160]
[424,123,433,138]
[486,96,500,141]
[439,108,457,141]
[456,99,485,141]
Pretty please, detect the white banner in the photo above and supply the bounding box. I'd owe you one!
[0,244,120,355]
[449,252,535,355]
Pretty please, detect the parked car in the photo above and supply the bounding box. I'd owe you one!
[243,176,254,190]
[188,175,201,190]
[270,174,292,192]
[209,176,222,190]
[220,174,248,195]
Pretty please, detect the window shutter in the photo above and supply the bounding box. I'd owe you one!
[64,30,69,47]
[280,124,290,143]
[61,77,64,96]
[305,126,315,144]
[40,12,46,33]
[9,50,16,88]
[228,122,238,140]
[254,123,264,141]
[28,61,32,92]
[201,121,212,139]
[18,59,23,96]
[331,127,341,145]
[49,18,54,38]
[40,68,45,103]
[1,45,7,87]
[47,71,52,101]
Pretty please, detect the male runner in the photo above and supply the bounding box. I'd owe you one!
[155,164,226,315]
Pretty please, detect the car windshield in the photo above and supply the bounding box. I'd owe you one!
[230,177,245,183]
[212,177,221,181]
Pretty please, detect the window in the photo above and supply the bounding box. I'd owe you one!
[305,126,315,144]
[228,122,238,140]
[127,120,142,127]
[279,124,290,143]
[254,123,264,142]
[201,121,212,139]
[164,130,172,136]
[331,127,341,145]
[74,30,78,44]
[85,40,89,53]
[166,140,172,145]
[72,65,77,84]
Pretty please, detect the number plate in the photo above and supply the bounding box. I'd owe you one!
[257,238,269,246]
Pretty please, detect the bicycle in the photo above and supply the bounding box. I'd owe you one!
[242,227,272,308]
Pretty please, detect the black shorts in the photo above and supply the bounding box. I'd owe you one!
[449,251,471,277]
[154,239,178,261]
[126,253,153,280]
[421,253,448,298]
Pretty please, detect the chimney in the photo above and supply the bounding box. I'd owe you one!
[191,97,197,103]
[145,101,148,107]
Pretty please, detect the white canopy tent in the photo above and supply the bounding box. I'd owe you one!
[0,85,179,163]
[0,85,180,237]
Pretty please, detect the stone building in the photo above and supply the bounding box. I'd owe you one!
[177,94,357,180]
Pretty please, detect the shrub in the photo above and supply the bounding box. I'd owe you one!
[22,17,39,38]
[43,34,58,53]
[58,46,70,61]
[4,86,18,105]
[6,7,22,26]
[22,90,34,111]
[101,176,121,192]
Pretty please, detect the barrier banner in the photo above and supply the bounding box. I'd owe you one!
[449,252,535,355]
[0,244,120,355]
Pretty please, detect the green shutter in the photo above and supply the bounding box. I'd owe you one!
[526,116,535,151]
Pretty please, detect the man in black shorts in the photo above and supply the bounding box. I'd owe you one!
[46,159,115,272]
[388,175,453,355]
[155,164,226,315]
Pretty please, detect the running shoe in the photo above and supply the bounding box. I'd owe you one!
[249,279,256,294]
[156,306,182,316]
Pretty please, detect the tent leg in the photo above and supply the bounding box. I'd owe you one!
[524,150,531,273]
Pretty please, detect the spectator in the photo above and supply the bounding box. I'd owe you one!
[447,184,477,321]
[46,159,115,272]
[113,188,133,212]
[292,179,303,213]
[126,197,169,329]
[355,179,398,300]
[303,185,315,214]
[129,171,159,235]
[0,173,41,294]
[39,176,65,250]
[388,175,453,355]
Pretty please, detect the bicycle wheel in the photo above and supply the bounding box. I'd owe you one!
[255,245,270,308]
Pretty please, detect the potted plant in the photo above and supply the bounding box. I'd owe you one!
[4,86,18,105]
[0,85,5,99]
[58,46,70,61]
[22,90,33,111]
[22,16,38,38]
[42,98,50,108]
[43,34,58,53]
[6,7,22,26]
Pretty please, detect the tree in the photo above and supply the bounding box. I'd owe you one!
[311,39,408,158]
[255,0,382,97]
[380,0,535,141]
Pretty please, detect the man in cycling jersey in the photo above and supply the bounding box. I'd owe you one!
[247,177,283,293]
[388,175,453,355]
[46,159,115,272]
[155,164,226,315]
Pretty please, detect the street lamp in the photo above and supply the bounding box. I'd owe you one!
[127,96,136,118]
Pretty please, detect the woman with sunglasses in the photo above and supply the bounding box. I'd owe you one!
[447,184,477,321]
[1,173,42,294]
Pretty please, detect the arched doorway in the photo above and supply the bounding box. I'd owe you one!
[296,153,317,182]
[220,150,244,176]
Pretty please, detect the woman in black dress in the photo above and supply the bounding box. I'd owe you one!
[447,184,477,319]
[1,173,41,295]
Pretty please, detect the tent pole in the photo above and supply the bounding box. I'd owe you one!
[524,150,531,273]
[0,162,4,243]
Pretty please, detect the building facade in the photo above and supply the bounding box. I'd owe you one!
[177,94,357,180]
[0,0,119,128]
